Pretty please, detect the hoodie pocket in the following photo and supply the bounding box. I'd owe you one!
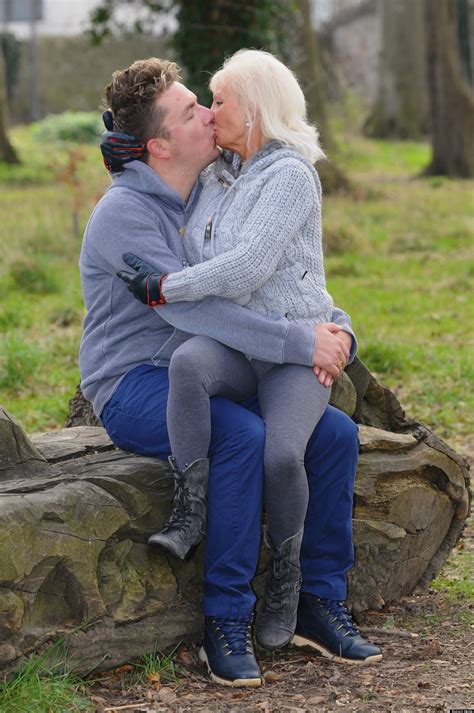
[151,329,192,364]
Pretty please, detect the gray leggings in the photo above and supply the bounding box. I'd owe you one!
[167,335,330,546]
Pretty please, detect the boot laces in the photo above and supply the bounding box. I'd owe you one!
[164,473,192,530]
[263,552,301,614]
[213,617,254,655]
[318,598,360,636]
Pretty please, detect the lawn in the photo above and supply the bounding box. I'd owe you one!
[0,124,472,448]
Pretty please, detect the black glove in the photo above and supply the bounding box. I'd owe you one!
[100,131,146,173]
[117,253,167,306]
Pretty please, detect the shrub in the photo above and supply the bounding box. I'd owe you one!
[323,224,369,256]
[31,112,102,144]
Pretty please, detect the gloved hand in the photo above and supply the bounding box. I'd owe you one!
[117,253,168,306]
[100,131,146,173]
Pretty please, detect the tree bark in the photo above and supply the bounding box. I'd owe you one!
[424,0,474,176]
[295,0,350,192]
[0,51,18,164]
[364,0,429,139]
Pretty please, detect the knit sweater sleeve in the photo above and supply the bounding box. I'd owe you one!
[162,163,316,303]
[331,306,358,363]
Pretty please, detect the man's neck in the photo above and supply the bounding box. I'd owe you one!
[148,157,199,202]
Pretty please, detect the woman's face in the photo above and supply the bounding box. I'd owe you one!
[210,83,249,155]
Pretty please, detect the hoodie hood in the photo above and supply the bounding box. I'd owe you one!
[108,159,201,214]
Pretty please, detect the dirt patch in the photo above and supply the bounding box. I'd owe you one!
[88,585,473,713]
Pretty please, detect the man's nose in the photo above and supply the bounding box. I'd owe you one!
[201,105,215,124]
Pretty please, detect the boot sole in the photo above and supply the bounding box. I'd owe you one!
[147,537,186,560]
[147,537,201,561]
[198,647,262,687]
[291,634,383,665]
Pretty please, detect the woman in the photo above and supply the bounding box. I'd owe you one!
[113,49,352,650]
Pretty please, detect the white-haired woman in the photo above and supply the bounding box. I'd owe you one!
[118,49,352,650]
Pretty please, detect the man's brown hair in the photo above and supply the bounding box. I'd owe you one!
[103,58,181,145]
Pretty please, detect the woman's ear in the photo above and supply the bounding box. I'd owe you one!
[146,137,170,160]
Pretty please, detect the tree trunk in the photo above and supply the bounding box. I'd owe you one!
[0,51,18,164]
[295,0,350,193]
[364,0,429,139]
[424,0,474,176]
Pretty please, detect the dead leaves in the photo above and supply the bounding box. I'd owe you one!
[177,644,194,667]
[145,671,161,689]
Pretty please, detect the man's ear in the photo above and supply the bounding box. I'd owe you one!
[147,137,170,160]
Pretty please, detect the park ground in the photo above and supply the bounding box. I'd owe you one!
[82,515,474,713]
[2,509,471,712]
[0,111,472,711]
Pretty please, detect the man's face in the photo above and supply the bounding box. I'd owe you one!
[158,82,219,170]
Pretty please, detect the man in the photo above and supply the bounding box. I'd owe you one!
[80,58,381,688]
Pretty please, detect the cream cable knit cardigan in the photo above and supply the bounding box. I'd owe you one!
[162,141,334,326]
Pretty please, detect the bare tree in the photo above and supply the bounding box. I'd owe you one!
[296,0,349,191]
[364,0,428,139]
[424,0,474,176]
[0,51,18,164]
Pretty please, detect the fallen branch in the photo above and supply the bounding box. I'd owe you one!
[361,627,419,639]
[104,703,150,712]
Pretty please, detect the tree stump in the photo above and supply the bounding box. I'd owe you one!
[0,360,470,674]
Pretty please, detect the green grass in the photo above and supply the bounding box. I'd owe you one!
[130,643,180,686]
[323,135,474,443]
[0,123,472,448]
[0,640,92,713]
[0,638,182,712]
[0,124,108,431]
[431,542,474,609]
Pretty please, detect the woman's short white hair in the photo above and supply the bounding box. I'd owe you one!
[210,49,325,164]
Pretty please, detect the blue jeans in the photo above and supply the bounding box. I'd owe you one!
[101,364,358,617]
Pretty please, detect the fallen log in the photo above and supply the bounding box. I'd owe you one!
[0,360,470,673]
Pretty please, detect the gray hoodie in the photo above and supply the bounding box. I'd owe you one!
[79,160,356,417]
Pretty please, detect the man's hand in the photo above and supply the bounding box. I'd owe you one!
[312,323,351,384]
[117,253,168,307]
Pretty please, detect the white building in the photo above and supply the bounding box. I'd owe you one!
[0,0,174,38]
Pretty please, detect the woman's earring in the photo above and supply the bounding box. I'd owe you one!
[245,120,250,128]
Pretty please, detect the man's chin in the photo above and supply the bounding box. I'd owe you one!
[200,146,221,171]
[203,146,221,167]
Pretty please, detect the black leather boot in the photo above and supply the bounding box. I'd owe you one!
[255,529,303,649]
[148,457,209,560]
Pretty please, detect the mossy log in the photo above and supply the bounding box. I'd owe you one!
[0,361,470,674]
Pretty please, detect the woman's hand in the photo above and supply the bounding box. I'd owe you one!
[313,366,334,388]
[312,323,351,379]
[337,330,353,357]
